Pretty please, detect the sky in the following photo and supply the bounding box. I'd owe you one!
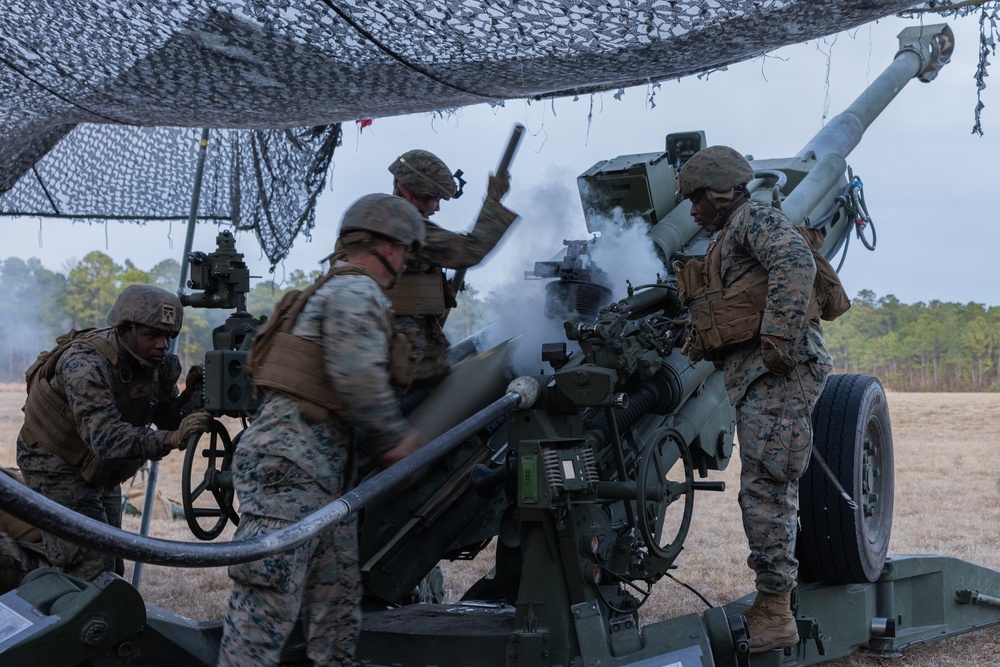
[3,13,999,307]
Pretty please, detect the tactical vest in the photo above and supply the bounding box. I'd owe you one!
[328,238,454,317]
[20,329,167,485]
[247,262,401,422]
[674,203,849,362]
[382,269,451,316]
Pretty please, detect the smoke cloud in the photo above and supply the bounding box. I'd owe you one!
[476,173,669,376]
[587,209,669,296]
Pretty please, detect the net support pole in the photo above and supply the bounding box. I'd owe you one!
[132,127,211,590]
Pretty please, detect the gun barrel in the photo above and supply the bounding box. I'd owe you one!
[779,152,847,227]
[797,23,954,161]
[652,24,955,259]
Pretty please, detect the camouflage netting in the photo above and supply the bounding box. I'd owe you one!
[0,0,995,264]
[0,125,341,265]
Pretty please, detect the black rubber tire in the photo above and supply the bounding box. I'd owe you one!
[799,374,894,584]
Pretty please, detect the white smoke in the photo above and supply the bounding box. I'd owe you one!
[587,208,668,295]
[474,172,667,376]
[473,171,586,374]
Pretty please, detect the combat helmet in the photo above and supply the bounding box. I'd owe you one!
[388,149,464,200]
[106,284,183,337]
[677,145,754,199]
[339,193,426,251]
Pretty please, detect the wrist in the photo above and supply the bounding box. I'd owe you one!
[160,432,175,458]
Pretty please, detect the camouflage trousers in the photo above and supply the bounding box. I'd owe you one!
[218,513,362,667]
[0,532,47,594]
[736,363,828,594]
[18,469,123,581]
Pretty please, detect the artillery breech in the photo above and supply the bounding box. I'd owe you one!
[0,382,537,568]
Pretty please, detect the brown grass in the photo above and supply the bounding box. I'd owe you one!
[2,390,999,664]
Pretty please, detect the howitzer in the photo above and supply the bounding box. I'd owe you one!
[4,22,1000,667]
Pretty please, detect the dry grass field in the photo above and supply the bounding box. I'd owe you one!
[2,389,999,665]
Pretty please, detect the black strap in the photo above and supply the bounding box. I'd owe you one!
[729,613,751,667]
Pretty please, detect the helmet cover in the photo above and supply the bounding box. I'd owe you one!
[339,193,426,251]
[388,149,459,200]
[106,284,183,335]
[677,145,754,199]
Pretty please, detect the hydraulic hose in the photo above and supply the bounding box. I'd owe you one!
[0,379,538,568]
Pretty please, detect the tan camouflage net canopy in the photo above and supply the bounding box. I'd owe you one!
[0,0,994,264]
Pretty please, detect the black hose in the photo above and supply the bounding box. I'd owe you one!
[0,392,524,568]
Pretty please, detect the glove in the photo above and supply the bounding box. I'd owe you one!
[185,365,204,393]
[379,431,424,468]
[169,412,215,452]
[761,336,797,377]
[487,173,510,201]
[667,319,690,347]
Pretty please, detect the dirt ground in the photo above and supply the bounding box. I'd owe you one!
[2,390,999,665]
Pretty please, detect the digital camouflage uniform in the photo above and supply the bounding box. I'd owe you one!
[218,268,411,667]
[394,198,518,385]
[714,200,833,594]
[15,330,183,580]
[0,468,48,593]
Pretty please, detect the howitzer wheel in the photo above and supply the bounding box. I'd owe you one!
[182,420,239,541]
[799,374,894,584]
[636,430,695,562]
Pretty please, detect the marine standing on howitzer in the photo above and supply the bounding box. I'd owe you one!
[14,284,211,582]
[674,146,835,653]
[384,149,519,390]
[218,194,426,666]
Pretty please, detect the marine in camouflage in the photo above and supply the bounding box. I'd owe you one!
[713,200,832,594]
[15,305,189,581]
[395,183,518,386]
[218,270,411,666]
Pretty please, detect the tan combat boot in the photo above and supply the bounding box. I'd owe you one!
[744,591,799,653]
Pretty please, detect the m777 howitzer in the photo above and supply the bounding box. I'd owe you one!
[2,21,1000,667]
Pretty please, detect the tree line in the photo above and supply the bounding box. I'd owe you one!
[0,252,320,382]
[2,254,997,392]
[823,289,1000,392]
